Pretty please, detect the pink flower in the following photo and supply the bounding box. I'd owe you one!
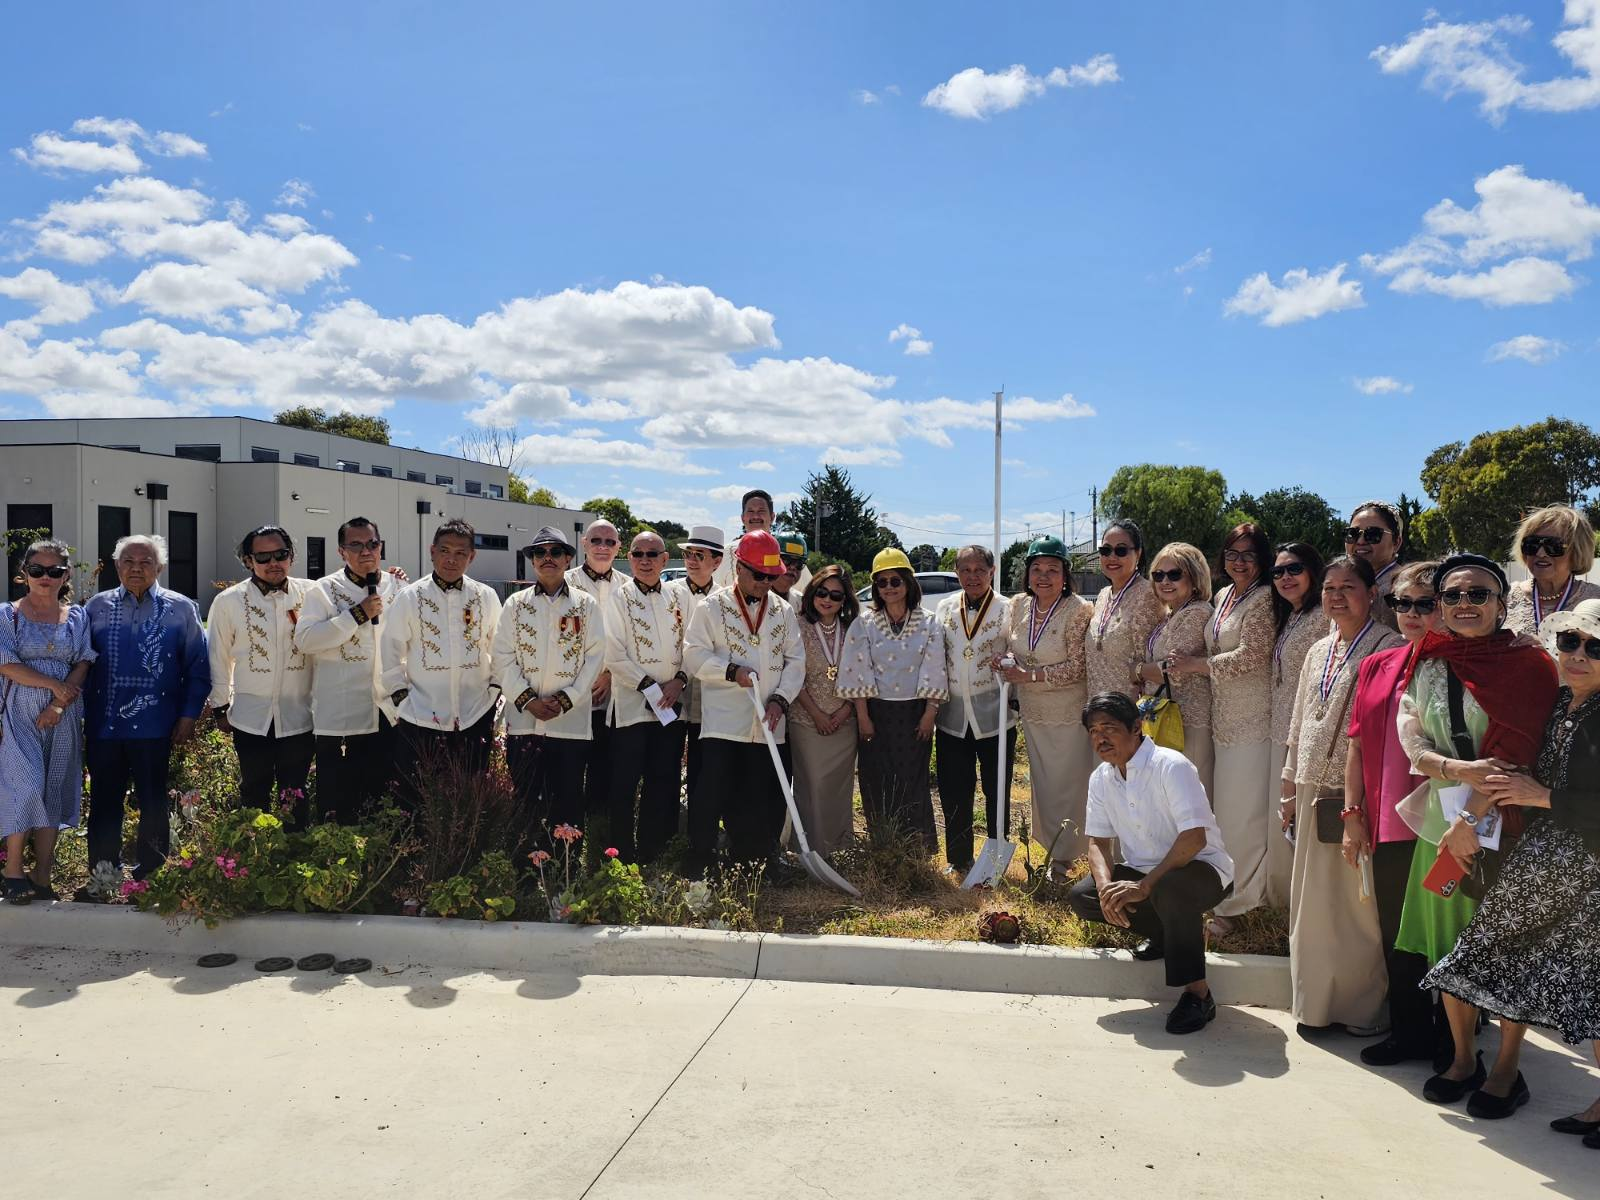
[552,824,582,845]
[528,850,552,867]
[604,847,619,859]
[120,880,149,896]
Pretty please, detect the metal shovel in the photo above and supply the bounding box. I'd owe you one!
[747,684,859,897]
[962,682,1016,889]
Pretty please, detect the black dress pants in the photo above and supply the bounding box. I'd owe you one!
[1373,838,1438,1052]
[935,725,1018,868]
[233,723,315,829]
[391,708,496,813]
[685,722,704,808]
[313,715,396,824]
[507,733,588,852]
[86,736,173,879]
[584,708,613,822]
[1068,860,1230,987]
[608,720,689,863]
[689,739,784,873]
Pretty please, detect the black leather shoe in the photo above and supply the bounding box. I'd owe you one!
[1361,1037,1436,1067]
[1131,939,1165,961]
[1467,1073,1530,1119]
[1551,1115,1600,1136]
[1424,1053,1486,1104]
[1165,990,1217,1035]
[1583,1128,1600,1150]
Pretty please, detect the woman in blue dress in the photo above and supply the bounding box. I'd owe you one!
[1,538,94,903]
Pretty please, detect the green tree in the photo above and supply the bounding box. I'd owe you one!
[937,547,959,571]
[1419,417,1600,557]
[907,543,941,571]
[581,497,638,542]
[1231,486,1346,560]
[1396,492,1432,561]
[525,485,561,508]
[1000,539,1030,594]
[274,406,391,445]
[782,465,896,573]
[1100,464,1234,560]
[643,518,689,544]
[506,476,531,504]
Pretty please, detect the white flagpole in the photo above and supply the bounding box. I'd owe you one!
[993,388,1003,569]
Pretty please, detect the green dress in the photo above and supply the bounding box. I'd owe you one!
[1394,657,1488,965]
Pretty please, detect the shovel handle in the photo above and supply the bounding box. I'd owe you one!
[746,679,812,857]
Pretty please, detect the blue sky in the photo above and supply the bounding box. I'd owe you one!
[2,2,1597,549]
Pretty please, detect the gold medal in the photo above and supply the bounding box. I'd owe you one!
[963,645,975,660]
[826,666,838,681]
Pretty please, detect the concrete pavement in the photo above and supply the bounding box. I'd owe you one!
[7,946,1597,1198]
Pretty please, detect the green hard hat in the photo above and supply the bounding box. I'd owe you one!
[775,531,808,560]
[1024,535,1069,565]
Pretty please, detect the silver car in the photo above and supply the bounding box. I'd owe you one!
[855,570,961,614]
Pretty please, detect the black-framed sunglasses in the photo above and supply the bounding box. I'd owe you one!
[1222,550,1258,564]
[739,562,781,582]
[1440,587,1500,607]
[248,549,293,564]
[781,556,804,570]
[1097,544,1134,558]
[630,549,664,559]
[814,588,846,602]
[1149,568,1186,583]
[24,564,69,580]
[1521,536,1567,558]
[1383,593,1438,615]
[1270,562,1308,580]
[342,538,384,553]
[875,575,906,590]
[1555,631,1600,659]
[528,546,570,560]
[1344,527,1388,545]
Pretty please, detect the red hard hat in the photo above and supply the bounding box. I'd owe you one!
[736,530,783,573]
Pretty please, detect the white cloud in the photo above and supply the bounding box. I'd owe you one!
[1372,3,1600,124]
[888,322,933,356]
[1488,333,1568,363]
[1223,264,1365,326]
[1175,248,1212,274]
[277,178,314,208]
[1353,375,1413,395]
[922,54,1120,119]
[822,445,904,467]
[856,89,881,105]
[364,212,375,223]
[512,432,715,476]
[0,268,97,333]
[739,460,776,472]
[13,133,145,174]
[1362,165,1600,306]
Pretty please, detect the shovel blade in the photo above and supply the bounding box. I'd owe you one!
[962,838,1016,889]
[801,851,860,897]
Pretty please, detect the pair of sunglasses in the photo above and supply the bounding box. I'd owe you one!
[24,563,69,580]
[1344,527,1389,545]
[682,548,719,562]
[588,537,619,548]
[630,549,664,559]
[1383,593,1438,615]
[814,588,846,602]
[1098,544,1134,558]
[1440,587,1501,607]
[342,538,383,553]
[875,575,906,590]
[528,546,571,560]
[1271,562,1308,580]
[248,549,292,564]
[740,563,781,582]
[1555,631,1600,659]
[1150,568,1186,583]
[1521,536,1567,558]
[1222,550,1258,564]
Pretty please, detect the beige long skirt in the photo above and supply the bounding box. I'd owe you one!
[1021,717,1094,865]
[1213,739,1272,917]
[1182,724,1215,801]
[1288,806,1387,1028]
[789,720,858,856]
[1263,741,1294,907]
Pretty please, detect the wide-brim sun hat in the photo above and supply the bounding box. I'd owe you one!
[682,524,725,551]
[1541,597,1600,652]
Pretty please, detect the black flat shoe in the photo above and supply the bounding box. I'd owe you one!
[1131,939,1165,961]
[1423,1053,1486,1104]
[1165,990,1217,1035]
[1468,1073,1530,1120]
[1360,1037,1436,1067]
[1550,1115,1600,1136]
[1584,1129,1600,1150]
[2,877,32,905]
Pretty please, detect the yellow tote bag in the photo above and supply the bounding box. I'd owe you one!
[1138,674,1185,753]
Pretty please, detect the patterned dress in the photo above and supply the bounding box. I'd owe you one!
[1266,603,1327,905]
[1206,582,1276,917]
[1424,688,1600,1044]
[789,618,858,854]
[1085,576,1163,702]
[1143,600,1214,794]
[1504,578,1600,642]
[0,604,94,837]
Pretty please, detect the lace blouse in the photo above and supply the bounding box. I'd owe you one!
[1005,592,1093,727]
[1085,576,1164,702]
[1205,582,1275,747]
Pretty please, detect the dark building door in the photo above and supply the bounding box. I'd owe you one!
[6,503,53,601]
[168,511,199,599]
[306,536,326,581]
[98,505,131,593]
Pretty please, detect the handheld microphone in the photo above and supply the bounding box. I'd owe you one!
[365,571,380,626]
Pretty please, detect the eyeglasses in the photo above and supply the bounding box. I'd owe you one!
[683,549,718,563]
[24,564,69,580]
[588,537,619,548]
[1097,544,1134,558]
[1149,568,1186,583]
[1521,536,1568,558]
[740,563,781,582]
[815,588,846,602]
[1383,594,1438,615]
[342,539,383,553]
[1440,587,1500,607]
[875,575,905,590]
[528,546,570,560]
[1270,562,1307,580]
[248,549,293,564]
[630,549,664,559]
[1344,527,1388,545]
[1555,631,1600,659]
[781,557,804,570]
[1222,550,1258,564]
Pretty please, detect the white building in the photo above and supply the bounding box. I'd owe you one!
[0,416,598,614]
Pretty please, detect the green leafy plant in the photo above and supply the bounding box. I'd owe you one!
[425,850,520,920]
[558,856,651,925]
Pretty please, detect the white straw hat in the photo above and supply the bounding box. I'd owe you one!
[1540,597,1600,651]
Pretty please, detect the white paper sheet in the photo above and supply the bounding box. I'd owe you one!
[642,682,678,726]
[1438,783,1502,851]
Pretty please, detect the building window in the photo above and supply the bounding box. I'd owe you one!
[473,533,509,551]
[435,474,454,489]
[97,505,131,593]
[307,536,326,579]
[406,470,426,483]
[175,444,221,462]
[465,480,482,495]
[487,483,504,500]
[371,465,393,478]
[251,446,280,463]
[337,460,360,473]
[106,444,139,452]
[293,452,320,468]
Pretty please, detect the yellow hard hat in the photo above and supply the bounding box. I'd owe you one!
[871,547,913,576]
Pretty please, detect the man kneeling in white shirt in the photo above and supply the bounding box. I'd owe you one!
[1067,691,1235,1035]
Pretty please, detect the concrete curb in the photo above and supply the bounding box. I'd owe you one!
[1,903,1290,1008]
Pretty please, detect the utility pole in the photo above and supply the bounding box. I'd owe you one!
[812,491,834,556]
[1089,485,1099,549]
[1069,510,1076,556]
